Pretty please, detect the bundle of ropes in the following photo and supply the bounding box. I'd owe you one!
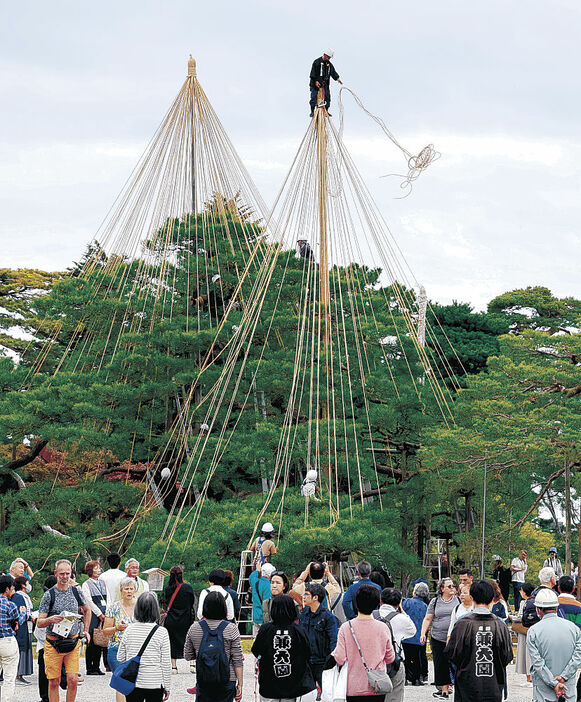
[118,86,464,560]
[11,61,463,558]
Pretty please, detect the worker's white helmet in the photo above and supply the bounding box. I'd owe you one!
[324,49,334,59]
[534,588,559,608]
[262,522,274,533]
[262,563,276,578]
[306,469,318,482]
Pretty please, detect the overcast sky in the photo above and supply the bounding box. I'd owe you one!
[1,0,579,311]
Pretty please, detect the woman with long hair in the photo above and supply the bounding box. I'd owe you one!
[489,579,509,623]
[252,594,316,702]
[420,577,459,699]
[162,566,196,674]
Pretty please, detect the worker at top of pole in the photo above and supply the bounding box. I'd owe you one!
[309,49,342,118]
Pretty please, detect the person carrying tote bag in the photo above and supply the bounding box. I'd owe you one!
[116,592,172,702]
[332,585,395,701]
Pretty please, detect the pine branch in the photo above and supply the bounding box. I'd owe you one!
[0,439,49,472]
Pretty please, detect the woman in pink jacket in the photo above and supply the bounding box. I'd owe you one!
[332,584,395,700]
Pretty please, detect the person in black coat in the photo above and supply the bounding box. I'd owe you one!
[445,580,513,702]
[309,50,342,117]
[252,594,316,700]
[162,566,196,672]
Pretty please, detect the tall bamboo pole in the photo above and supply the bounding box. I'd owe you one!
[315,89,333,516]
[565,457,571,575]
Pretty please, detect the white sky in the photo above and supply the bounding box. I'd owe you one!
[1,0,580,311]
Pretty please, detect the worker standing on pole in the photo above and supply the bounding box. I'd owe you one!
[309,50,342,118]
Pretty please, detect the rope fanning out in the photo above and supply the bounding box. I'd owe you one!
[337,86,440,196]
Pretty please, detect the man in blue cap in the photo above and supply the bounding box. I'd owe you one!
[543,547,563,578]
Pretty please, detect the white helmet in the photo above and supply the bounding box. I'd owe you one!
[324,49,334,59]
[306,469,318,482]
[262,522,274,533]
[534,588,559,608]
[262,563,276,578]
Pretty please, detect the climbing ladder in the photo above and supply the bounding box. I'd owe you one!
[339,553,357,589]
[236,549,254,634]
[423,538,449,591]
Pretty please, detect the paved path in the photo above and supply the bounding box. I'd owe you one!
[6,655,537,701]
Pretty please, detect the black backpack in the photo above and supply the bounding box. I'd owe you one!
[196,620,230,685]
[374,610,403,678]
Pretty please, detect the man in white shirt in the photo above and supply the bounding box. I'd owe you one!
[98,553,126,607]
[510,549,528,610]
[197,569,235,622]
[373,588,416,702]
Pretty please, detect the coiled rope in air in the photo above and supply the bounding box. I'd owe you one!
[337,86,440,197]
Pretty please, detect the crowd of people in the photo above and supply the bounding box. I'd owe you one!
[1,539,581,702]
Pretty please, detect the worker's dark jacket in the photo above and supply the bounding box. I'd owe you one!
[298,604,338,666]
[309,57,339,88]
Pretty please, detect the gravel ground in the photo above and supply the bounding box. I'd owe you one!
[5,653,538,702]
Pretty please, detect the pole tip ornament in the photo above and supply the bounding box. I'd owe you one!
[188,55,196,76]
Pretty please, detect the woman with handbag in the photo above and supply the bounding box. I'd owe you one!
[12,575,34,686]
[420,577,459,699]
[332,584,395,701]
[82,560,108,675]
[117,592,172,702]
[252,593,317,702]
[162,566,195,674]
[104,576,137,702]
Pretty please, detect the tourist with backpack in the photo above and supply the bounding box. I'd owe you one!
[252,594,317,702]
[197,569,235,622]
[37,559,92,702]
[372,588,415,702]
[116,592,172,702]
[184,590,244,702]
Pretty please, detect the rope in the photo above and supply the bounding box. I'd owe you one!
[337,86,440,196]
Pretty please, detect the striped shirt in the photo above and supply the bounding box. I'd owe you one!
[116,622,172,691]
[184,619,244,682]
[0,594,26,638]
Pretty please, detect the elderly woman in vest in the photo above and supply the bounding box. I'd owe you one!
[82,560,108,675]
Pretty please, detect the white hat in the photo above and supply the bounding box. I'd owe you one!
[262,563,276,578]
[324,49,334,58]
[492,555,502,561]
[534,588,559,608]
[262,522,274,533]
